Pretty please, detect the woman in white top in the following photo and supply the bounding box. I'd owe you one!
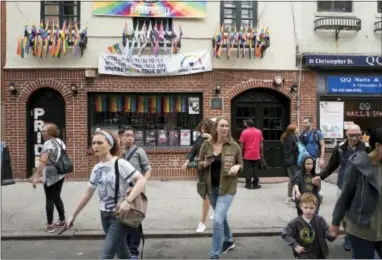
[32,123,67,233]
[65,130,146,259]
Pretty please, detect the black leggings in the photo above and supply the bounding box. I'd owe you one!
[44,178,65,224]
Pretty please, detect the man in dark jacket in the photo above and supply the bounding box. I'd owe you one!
[312,124,369,251]
[329,128,382,259]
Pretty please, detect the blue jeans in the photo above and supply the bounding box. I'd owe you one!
[348,234,382,259]
[100,211,131,259]
[208,187,234,259]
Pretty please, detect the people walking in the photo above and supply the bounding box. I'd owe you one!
[238,119,263,190]
[118,126,152,259]
[64,130,147,259]
[282,192,336,259]
[32,123,67,233]
[313,124,369,251]
[198,116,243,259]
[182,119,215,233]
[329,128,382,259]
[281,124,300,204]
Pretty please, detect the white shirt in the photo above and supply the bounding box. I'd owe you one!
[88,157,139,212]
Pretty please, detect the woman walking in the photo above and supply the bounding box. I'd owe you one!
[65,130,146,259]
[32,123,67,233]
[280,124,300,204]
[182,119,215,233]
[198,116,243,259]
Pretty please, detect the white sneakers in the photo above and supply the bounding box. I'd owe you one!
[195,211,214,233]
[196,222,206,233]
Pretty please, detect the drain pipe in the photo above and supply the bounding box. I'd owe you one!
[296,54,303,132]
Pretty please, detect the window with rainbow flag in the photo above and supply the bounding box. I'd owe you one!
[88,93,202,147]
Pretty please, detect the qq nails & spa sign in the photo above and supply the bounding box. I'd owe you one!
[345,101,382,118]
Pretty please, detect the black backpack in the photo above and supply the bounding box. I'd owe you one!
[49,140,73,174]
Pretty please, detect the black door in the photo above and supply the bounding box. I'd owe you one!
[231,88,290,177]
[26,88,66,177]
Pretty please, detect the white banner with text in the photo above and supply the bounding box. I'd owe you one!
[98,51,212,77]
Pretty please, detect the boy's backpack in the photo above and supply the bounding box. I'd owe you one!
[49,140,73,174]
[296,141,311,168]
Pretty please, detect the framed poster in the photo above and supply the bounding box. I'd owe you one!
[134,130,144,146]
[188,97,200,114]
[169,130,180,146]
[180,129,191,146]
[145,130,157,146]
[157,130,168,146]
[319,101,344,139]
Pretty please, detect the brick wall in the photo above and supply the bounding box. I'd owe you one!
[4,69,318,180]
[1,2,6,140]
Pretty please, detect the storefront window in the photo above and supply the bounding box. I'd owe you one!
[88,93,202,147]
[343,99,382,134]
[320,97,382,141]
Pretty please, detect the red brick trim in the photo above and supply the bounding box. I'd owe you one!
[18,79,73,104]
[225,78,291,100]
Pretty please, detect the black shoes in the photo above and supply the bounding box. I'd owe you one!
[245,184,262,189]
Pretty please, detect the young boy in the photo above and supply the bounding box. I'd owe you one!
[282,193,336,259]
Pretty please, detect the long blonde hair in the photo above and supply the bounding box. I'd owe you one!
[212,116,233,143]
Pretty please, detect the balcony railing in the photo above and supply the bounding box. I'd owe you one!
[314,17,361,40]
[375,21,382,32]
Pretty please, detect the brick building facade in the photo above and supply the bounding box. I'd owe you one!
[4,68,317,180]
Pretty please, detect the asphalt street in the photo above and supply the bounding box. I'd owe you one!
[2,236,352,259]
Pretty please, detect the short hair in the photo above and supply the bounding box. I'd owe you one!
[43,123,59,138]
[246,119,254,127]
[299,192,318,206]
[93,129,121,156]
[118,125,136,136]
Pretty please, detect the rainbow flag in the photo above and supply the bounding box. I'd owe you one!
[107,43,121,54]
[169,96,176,113]
[149,96,157,113]
[109,96,118,112]
[138,96,144,113]
[124,96,137,112]
[157,96,162,113]
[163,96,170,113]
[92,1,207,18]
[175,96,182,112]
[95,95,108,112]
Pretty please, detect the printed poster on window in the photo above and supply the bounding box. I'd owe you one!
[98,51,212,77]
[180,129,191,146]
[319,101,344,139]
[188,97,200,114]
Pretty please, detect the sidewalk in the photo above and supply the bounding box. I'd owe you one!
[1,179,340,239]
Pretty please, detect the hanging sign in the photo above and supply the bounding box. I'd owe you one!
[319,101,344,139]
[92,1,207,18]
[98,51,212,77]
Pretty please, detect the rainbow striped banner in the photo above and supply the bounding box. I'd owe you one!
[138,96,144,113]
[182,96,187,112]
[95,95,108,112]
[124,96,137,113]
[157,96,162,113]
[149,96,157,113]
[163,96,170,113]
[92,1,207,18]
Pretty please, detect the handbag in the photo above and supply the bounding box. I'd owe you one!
[48,139,73,174]
[114,159,148,228]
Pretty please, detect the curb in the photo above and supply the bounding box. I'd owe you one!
[1,227,284,240]
[1,228,345,241]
